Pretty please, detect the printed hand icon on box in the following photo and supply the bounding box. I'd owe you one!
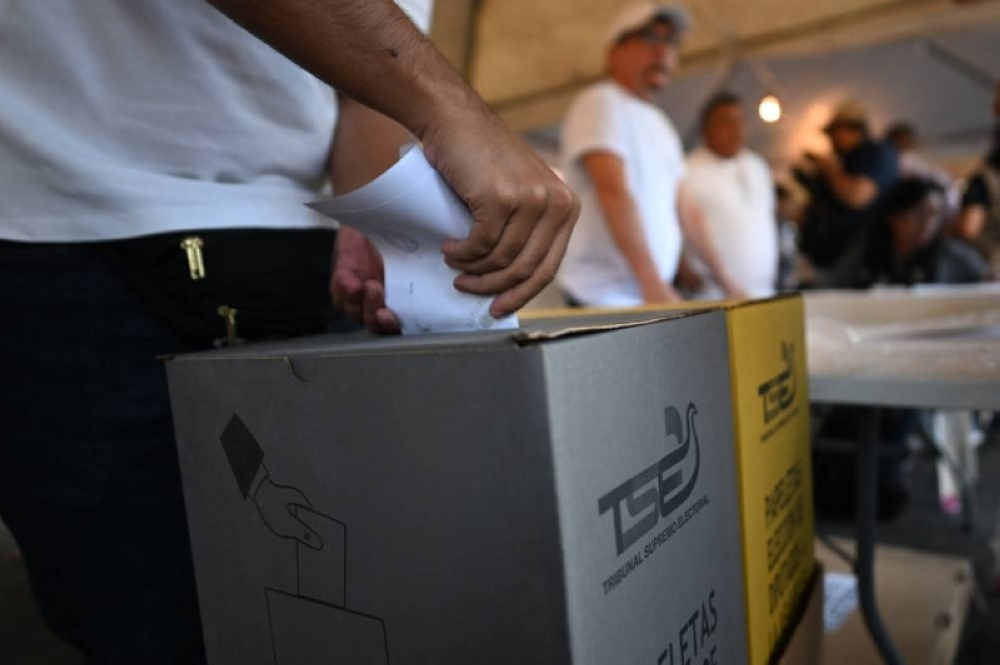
[221,415,390,665]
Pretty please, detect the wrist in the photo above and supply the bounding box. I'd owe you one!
[640,277,668,301]
[417,89,496,160]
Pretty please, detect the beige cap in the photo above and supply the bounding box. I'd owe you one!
[823,101,870,134]
[606,1,691,48]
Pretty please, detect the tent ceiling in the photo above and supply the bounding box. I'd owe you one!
[431,0,1000,132]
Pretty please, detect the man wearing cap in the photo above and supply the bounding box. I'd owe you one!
[557,1,742,307]
[798,101,899,270]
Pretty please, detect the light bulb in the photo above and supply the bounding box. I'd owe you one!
[759,95,782,123]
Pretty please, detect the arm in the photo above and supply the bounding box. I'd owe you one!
[220,415,320,546]
[207,0,578,318]
[956,205,987,242]
[674,251,705,295]
[207,0,463,147]
[816,158,878,210]
[956,175,990,241]
[328,97,413,333]
[676,183,745,299]
[329,95,413,196]
[581,152,680,303]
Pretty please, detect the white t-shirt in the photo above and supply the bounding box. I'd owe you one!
[684,147,777,300]
[557,81,686,307]
[0,0,433,242]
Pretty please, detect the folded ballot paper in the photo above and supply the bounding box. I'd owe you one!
[309,148,519,335]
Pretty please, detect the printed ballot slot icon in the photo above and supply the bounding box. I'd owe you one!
[217,414,386,664]
[166,309,749,665]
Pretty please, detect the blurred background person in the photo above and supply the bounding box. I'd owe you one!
[818,178,988,289]
[797,101,899,272]
[885,121,960,217]
[683,92,777,300]
[775,183,803,292]
[557,1,743,307]
[812,177,987,521]
[956,91,1000,276]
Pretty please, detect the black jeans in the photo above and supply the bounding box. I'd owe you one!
[0,242,208,664]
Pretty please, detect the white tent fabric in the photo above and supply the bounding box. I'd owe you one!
[652,24,1000,170]
[431,0,1000,166]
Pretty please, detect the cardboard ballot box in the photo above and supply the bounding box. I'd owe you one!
[775,563,823,665]
[525,296,816,665]
[706,297,816,665]
[166,310,749,665]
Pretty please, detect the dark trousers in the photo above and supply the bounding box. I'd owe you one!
[0,243,206,664]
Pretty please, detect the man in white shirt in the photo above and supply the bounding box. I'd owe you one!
[0,2,578,662]
[684,92,778,299]
[557,1,742,307]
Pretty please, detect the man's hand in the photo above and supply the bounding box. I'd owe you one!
[677,184,743,300]
[423,108,580,319]
[208,0,580,321]
[642,280,682,305]
[331,226,401,335]
[722,281,749,301]
[675,253,705,295]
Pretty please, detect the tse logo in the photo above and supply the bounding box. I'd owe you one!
[598,404,701,557]
[757,342,797,425]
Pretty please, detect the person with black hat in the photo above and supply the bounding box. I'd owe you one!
[797,101,899,271]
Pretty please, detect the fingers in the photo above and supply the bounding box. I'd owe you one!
[362,282,401,335]
[362,282,382,333]
[333,270,399,335]
[287,504,324,551]
[447,183,579,318]
[375,308,402,335]
[454,204,560,295]
[331,269,364,322]
[442,184,545,269]
[487,211,577,318]
[441,203,516,265]
[331,227,383,325]
[444,181,561,274]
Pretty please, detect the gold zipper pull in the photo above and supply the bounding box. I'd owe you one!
[180,236,206,281]
[217,306,239,347]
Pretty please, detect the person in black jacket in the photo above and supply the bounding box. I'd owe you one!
[812,178,987,522]
[817,177,988,289]
[957,122,1000,270]
[797,102,899,270]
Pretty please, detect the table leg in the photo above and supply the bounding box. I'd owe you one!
[855,407,904,665]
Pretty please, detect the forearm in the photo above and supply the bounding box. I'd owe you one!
[597,187,664,289]
[822,166,875,209]
[329,95,414,194]
[956,206,986,241]
[678,189,734,290]
[207,0,482,140]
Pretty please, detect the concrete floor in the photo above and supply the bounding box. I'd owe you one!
[3,439,1000,664]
